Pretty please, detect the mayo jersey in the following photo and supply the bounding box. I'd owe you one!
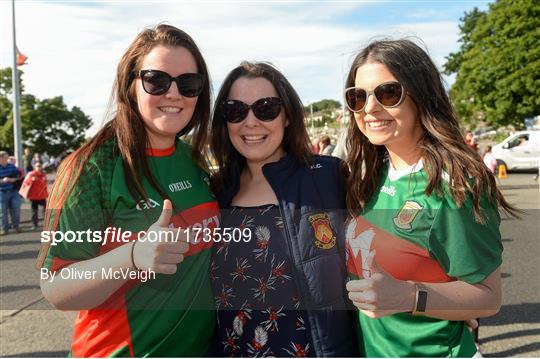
[346,160,502,357]
[39,140,219,357]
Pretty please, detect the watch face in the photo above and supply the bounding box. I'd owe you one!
[416,289,428,312]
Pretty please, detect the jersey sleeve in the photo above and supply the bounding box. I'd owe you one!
[427,194,502,284]
[41,159,110,271]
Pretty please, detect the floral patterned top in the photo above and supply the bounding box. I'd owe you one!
[211,204,311,357]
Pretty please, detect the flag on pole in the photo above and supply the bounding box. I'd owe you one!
[16,46,27,66]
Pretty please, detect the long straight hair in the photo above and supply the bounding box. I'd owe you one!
[45,25,211,230]
[345,39,519,222]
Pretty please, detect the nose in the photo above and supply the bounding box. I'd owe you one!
[165,81,183,100]
[242,109,259,127]
[363,92,380,114]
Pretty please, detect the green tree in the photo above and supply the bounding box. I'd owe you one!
[305,99,341,113]
[443,0,540,127]
[305,99,342,127]
[0,68,20,144]
[0,67,92,156]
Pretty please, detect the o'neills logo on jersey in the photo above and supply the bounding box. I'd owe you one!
[381,185,396,197]
[393,200,423,230]
[169,180,192,192]
[136,198,160,211]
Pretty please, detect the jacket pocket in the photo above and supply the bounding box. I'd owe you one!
[300,251,348,307]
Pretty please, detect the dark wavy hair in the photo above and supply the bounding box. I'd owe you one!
[46,24,211,227]
[210,61,312,194]
[344,39,519,222]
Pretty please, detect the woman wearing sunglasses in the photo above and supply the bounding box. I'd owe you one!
[343,39,518,357]
[38,24,219,357]
[209,62,358,357]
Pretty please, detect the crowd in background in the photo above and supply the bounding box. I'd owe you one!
[0,148,52,235]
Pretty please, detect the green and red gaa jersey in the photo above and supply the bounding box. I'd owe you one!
[346,160,502,357]
[38,140,219,357]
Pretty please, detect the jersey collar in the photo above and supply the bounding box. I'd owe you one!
[388,158,424,182]
[145,145,176,157]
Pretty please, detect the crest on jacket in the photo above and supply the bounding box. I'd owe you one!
[309,213,336,249]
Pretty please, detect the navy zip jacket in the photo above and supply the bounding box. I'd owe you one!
[216,154,359,357]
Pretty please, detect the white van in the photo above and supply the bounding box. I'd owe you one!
[491,130,539,170]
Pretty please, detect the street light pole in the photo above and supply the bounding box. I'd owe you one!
[11,0,23,166]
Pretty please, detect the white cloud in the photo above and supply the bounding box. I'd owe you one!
[1,1,464,136]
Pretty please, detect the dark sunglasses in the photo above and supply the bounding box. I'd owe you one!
[135,69,204,97]
[220,97,282,123]
[344,81,405,112]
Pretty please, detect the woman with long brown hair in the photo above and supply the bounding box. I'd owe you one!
[37,24,218,357]
[343,39,518,357]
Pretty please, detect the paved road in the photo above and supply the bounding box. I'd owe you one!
[0,173,538,357]
[479,173,540,357]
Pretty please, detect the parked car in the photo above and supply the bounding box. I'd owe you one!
[492,130,539,170]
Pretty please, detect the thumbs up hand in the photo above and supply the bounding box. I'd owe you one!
[346,250,417,318]
[131,200,190,274]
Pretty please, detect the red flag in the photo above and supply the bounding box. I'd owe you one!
[16,47,28,66]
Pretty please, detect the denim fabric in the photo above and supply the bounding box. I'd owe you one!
[1,190,21,231]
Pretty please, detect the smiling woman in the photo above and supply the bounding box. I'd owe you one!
[209,62,359,357]
[343,39,519,358]
[37,24,219,357]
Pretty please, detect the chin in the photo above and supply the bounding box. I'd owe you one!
[154,127,183,137]
[159,121,190,135]
[363,133,388,146]
[239,151,265,162]
[238,149,269,163]
[146,125,182,142]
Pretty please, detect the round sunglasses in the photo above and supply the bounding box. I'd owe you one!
[136,69,204,97]
[344,81,406,113]
[220,97,282,123]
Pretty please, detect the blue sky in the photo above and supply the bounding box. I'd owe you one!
[0,0,492,135]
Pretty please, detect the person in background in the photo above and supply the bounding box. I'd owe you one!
[23,147,33,173]
[465,132,478,152]
[0,151,22,235]
[8,156,25,191]
[31,153,42,169]
[518,135,529,147]
[48,156,58,171]
[23,161,48,230]
[318,135,335,156]
[332,129,348,160]
[482,146,498,175]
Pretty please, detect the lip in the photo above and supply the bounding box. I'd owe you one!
[240,134,268,144]
[364,119,393,131]
[158,106,183,114]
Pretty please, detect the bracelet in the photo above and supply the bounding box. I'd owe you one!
[130,240,140,271]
